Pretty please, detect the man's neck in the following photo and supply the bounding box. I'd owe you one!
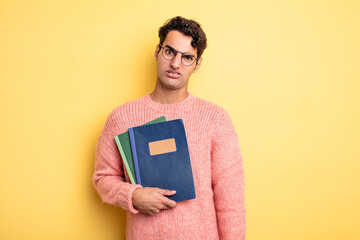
[150,87,189,104]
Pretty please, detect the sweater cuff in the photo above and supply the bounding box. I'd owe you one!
[126,184,143,214]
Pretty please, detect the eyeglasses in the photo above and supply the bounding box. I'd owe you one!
[159,43,199,66]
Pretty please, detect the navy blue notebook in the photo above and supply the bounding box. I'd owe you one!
[128,119,196,202]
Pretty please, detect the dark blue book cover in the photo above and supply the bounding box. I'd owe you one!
[128,119,196,202]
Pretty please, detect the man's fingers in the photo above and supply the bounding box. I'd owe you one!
[159,194,177,209]
[155,188,177,209]
[132,187,178,215]
[158,189,176,196]
[158,204,170,210]
[158,199,176,210]
[163,199,177,208]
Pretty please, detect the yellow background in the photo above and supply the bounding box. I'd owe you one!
[1,0,359,239]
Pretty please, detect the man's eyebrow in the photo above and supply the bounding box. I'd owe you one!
[164,44,195,56]
[165,45,176,51]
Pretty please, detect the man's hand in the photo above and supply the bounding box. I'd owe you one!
[132,187,177,215]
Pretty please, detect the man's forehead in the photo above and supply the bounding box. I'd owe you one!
[162,30,197,54]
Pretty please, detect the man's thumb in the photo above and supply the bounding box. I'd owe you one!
[161,189,176,196]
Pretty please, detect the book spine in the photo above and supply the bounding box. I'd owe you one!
[114,136,136,185]
[128,128,142,185]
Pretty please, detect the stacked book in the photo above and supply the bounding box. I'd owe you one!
[115,117,196,202]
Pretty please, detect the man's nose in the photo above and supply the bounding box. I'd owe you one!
[170,53,182,69]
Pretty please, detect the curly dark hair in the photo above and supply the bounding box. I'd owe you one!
[158,16,207,58]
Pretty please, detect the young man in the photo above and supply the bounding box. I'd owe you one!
[93,16,246,239]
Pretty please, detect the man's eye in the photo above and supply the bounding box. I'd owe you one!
[184,55,194,61]
[165,48,175,55]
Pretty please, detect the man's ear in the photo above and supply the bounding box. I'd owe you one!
[154,44,160,61]
[193,57,203,73]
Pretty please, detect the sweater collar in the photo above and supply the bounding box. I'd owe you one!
[143,92,196,112]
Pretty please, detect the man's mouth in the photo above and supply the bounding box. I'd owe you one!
[166,71,181,79]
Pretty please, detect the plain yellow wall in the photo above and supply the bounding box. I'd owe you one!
[1,0,359,239]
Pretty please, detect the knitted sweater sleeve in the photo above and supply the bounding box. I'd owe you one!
[211,109,246,240]
[93,112,142,213]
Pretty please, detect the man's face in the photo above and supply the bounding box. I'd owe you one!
[155,30,202,91]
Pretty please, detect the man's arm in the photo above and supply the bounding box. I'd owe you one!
[211,109,246,239]
[93,116,142,213]
[93,113,176,214]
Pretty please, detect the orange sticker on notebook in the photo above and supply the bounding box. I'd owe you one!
[149,138,176,156]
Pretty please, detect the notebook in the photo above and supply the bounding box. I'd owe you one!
[114,116,166,184]
[128,119,196,202]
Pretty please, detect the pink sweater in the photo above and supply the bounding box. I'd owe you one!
[93,93,246,240]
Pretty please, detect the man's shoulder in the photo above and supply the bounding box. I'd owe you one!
[193,95,237,140]
[192,95,230,118]
[102,95,148,134]
[109,95,147,116]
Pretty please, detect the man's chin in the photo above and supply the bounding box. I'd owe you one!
[160,80,184,90]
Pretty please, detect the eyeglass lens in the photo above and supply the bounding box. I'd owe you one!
[161,46,196,66]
